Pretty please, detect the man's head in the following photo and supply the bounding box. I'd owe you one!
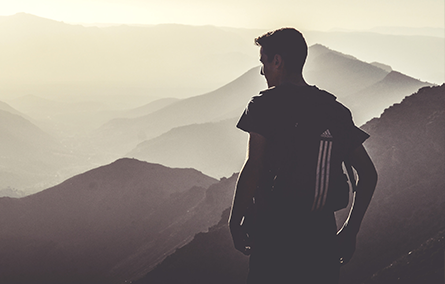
[255,28,308,87]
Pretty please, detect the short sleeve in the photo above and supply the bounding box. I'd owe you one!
[236,95,271,138]
[343,109,370,152]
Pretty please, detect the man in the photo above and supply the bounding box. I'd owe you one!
[229,28,377,284]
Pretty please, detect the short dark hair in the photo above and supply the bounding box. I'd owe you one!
[255,28,308,73]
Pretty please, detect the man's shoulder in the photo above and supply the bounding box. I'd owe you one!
[257,86,278,99]
[253,84,352,118]
[247,86,279,106]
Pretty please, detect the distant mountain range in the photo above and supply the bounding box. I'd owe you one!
[342,70,432,125]
[132,84,445,284]
[305,30,444,84]
[0,12,437,194]
[92,66,266,156]
[0,42,433,194]
[0,12,442,103]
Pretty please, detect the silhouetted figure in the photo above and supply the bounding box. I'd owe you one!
[229,28,377,284]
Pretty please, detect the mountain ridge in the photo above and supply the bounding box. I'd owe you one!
[0,158,222,284]
[343,70,433,125]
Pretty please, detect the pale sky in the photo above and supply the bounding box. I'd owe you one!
[0,0,444,31]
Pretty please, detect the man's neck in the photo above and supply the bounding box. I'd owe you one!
[278,72,308,87]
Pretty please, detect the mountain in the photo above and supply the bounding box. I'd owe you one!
[304,44,390,96]
[343,70,433,126]
[305,30,444,84]
[304,44,432,126]
[0,109,77,192]
[110,173,238,282]
[92,66,266,156]
[0,100,27,117]
[0,158,221,284]
[132,84,445,284]
[127,118,247,178]
[7,95,123,137]
[370,62,392,73]
[339,84,445,283]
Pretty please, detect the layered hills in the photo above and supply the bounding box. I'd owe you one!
[132,84,445,284]
[1,15,433,192]
[0,158,226,283]
[342,70,432,125]
[94,66,266,156]
[0,12,442,100]
[0,43,432,196]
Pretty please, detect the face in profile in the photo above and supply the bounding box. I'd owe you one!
[259,47,279,88]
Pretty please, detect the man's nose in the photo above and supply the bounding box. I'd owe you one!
[260,66,264,76]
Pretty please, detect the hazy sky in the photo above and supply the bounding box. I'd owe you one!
[1,0,444,30]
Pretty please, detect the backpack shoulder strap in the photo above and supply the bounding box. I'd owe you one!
[344,159,357,192]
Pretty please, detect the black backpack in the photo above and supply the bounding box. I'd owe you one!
[254,87,356,216]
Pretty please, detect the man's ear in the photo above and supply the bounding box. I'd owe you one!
[273,54,284,70]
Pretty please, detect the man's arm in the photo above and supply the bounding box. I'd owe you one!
[337,145,378,265]
[229,132,266,255]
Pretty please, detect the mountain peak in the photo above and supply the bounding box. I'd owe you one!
[0,13,76,36]
[48,157,216,196]
[4,12,64,25]
[308,43,358,61]
[383,70,423,83]
[370,62,392,72]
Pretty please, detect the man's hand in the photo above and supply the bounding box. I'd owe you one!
[336,223,357,266]
[336,145,377,265]
[230,221,253,255]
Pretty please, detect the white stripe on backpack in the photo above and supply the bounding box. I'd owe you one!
[312,130,333,211]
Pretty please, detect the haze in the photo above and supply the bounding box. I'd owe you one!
[1,0,444,31]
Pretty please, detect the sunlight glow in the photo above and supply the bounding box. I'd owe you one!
[0,0,443,30]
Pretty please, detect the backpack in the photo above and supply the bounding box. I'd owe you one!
[254,86,356,216]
